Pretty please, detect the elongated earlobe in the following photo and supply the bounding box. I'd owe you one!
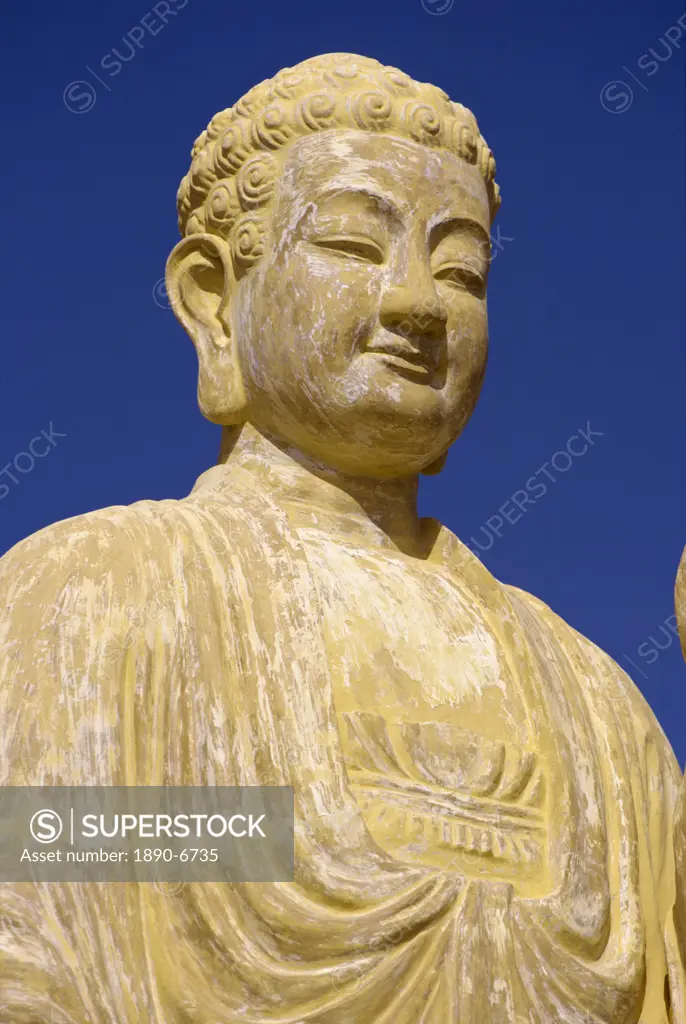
[166,233,247,425]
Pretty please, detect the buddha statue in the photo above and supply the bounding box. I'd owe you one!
[1,52,684,1023]
[674,554,686,971]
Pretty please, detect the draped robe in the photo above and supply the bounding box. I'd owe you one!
[673,551,686,972]
[0,459,684,1023]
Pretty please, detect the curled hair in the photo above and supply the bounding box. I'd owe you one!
[176,53,501,269]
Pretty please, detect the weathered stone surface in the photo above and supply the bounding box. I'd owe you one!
[0,53,683,1022]
[674,552,686,976]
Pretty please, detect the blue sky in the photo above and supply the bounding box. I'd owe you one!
[1,0,684,761]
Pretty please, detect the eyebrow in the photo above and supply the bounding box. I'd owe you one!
[303,186,491,251]
[312,184,407,222]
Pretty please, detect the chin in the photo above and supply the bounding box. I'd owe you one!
[304,424,452,479]
[278,388,469,475]
[317,450,442,479]
[357,390,469,446]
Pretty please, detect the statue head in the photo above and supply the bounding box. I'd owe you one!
[167,53,500,477]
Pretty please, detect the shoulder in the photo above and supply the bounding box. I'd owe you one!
[504,583,680,776]
[505,581,633,691]
[0,498,180,595]
[0,486,247,669]
[0,490,243,778]
[0,481,245,592]
[0,501,178,678]
[504,582,650,714]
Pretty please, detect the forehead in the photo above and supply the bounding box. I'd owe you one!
[278,130,490,231]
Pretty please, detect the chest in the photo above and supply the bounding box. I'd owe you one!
[295,531,557,891]
[300,531,534,750]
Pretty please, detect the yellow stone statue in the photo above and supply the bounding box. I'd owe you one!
[674,554,686,974]
[1,53,684,1022]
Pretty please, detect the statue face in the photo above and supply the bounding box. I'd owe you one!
[234,130,491,476]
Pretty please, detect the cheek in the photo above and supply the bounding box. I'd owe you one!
[295,248,381,308]
[236,254,382,407]
[260,252,380,356]
[446,299,488,371]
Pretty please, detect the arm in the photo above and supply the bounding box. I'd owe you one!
[0,510,163,1022]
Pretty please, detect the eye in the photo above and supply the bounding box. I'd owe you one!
[313,235,384,265]
[434,263,486,297]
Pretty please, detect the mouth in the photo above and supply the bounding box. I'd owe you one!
[363,344,439,384]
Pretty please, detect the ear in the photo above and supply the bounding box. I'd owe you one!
[165,233,247,425]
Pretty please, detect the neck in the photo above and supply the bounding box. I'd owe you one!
[218,423,428,555]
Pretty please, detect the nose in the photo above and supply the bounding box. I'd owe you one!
[379,267,448,343]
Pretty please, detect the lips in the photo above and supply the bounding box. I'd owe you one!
[364,342,440,385]
[364,342,437,374]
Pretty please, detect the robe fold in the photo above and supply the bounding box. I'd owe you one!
[0,462,683,1022]
[673,549,686,973]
